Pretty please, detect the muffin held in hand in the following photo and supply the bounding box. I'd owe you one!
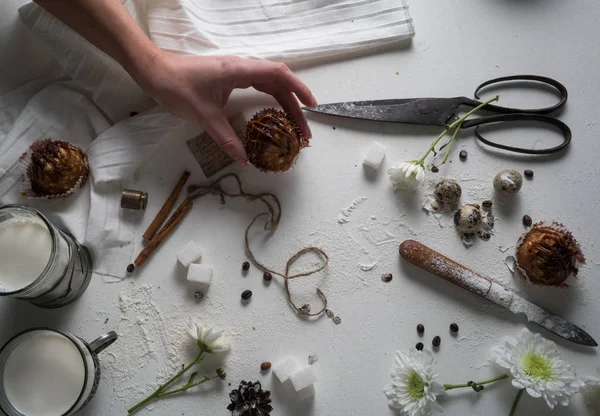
[515,221,585,287]
[245,108,309,172]
[26,139,89,197]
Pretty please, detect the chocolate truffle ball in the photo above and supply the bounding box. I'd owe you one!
[245,108,307,172]
[516,222,584,286]
[28,139,88,197]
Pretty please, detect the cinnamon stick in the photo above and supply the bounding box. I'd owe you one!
[142,170,190,240]
[134,198,193,267]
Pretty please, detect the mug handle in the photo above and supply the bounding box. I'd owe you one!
[88,331,118,354]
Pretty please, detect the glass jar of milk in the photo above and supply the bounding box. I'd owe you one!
[0,328,117,416]
[0,205,93,308]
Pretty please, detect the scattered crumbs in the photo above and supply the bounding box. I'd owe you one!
[395,72,399,75]
[504,256,516,273]
[332,126,336,130]
[308,354,318,365]
[358,260,378,271]
[252,327,256,331]
[105,318,109,324]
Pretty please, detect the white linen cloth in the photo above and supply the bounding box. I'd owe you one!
[0,0,414,280]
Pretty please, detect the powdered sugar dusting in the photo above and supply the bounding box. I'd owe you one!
[423,255,491,296]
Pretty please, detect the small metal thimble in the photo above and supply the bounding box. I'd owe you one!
[121,189,148,210]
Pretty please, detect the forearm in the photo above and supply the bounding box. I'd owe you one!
[34,0,158,88]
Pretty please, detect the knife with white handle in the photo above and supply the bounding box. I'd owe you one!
[399,240,597,347]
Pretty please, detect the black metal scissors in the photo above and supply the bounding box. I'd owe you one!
[303,75,570,155]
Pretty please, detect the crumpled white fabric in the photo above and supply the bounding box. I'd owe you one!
[2,0,415,281]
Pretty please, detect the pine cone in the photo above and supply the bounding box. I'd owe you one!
[227,380,273,416]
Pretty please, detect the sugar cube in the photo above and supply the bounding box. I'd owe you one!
[176,241,202,268]
[296,384,315,400]
[186,264,212,286]
[289,366,318,392]
[362,141,387,169]
[273,356,302,383]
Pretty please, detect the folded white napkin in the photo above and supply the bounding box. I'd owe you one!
[4,0,415,281]
[147,0,415,63]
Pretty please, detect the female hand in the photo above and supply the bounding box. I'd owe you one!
[141,52,318,166]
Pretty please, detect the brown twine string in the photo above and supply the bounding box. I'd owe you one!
[187,173,329,317]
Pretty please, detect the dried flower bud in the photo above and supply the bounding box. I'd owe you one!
[216,367,227,380]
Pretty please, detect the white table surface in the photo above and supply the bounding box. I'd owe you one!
[1,1,600,415]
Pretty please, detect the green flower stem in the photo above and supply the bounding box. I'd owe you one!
[441,120,464,165]
[158,375,218,397]
[509,389,524,416]
[127,351,204,414]
[418,128,449,163]
[443,374,509,391]
[418,95,499,164]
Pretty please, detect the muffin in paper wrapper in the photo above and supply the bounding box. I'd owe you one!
[245,108,308,173]
[18,138,89,199]
[515,221,585,287]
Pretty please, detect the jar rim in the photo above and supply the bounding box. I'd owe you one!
[0,327,89,416]
[0,204,61,296]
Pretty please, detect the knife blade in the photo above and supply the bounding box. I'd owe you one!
[302,97,465,126]
[399,240,597,347]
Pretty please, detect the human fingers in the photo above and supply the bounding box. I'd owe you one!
[202,111,248,167]
[233,59,318,107]
[274,90,312,139]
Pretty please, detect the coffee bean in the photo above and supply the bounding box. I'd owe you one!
[381,273,393,283]
[432,336,441,347]
[450,323,459,333]
[263,271,272,281]
[459,150,468,161]
[482,200,493,209]
[241,290,253,300]
[524,169,534,179]
[417,324,425,334]
[126,263,135,273]
[242,261,250,272]
[415,342,424,351]
[260,362,272,371]
[523,215,532,227]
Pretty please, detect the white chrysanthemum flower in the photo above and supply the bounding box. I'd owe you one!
[582,377,600,415]
[187,319,230,353]
[388,161,425,191]
[491,328,580,409]
[384,349,445,416]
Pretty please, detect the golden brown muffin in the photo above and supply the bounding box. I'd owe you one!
[515,222,584,287]
[28,139,89,196]
[245,108,308,172]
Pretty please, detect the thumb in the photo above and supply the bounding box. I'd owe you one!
[203,112,248,167]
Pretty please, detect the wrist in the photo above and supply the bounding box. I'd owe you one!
[125,43,166,96]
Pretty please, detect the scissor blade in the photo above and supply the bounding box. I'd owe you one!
[303,98,463,126]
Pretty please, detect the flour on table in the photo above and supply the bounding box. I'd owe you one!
[337,197,368,224]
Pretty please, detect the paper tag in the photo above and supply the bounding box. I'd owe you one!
[186,113,246,178]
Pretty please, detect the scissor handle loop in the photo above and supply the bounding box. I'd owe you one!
[474,75,568,115]
[461,113,571,155]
